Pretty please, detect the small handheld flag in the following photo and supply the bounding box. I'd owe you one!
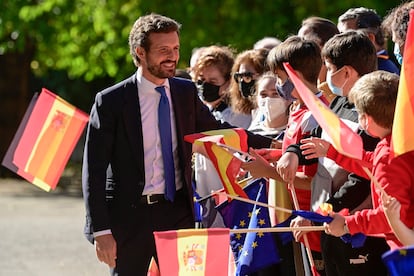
[2,88,89,191]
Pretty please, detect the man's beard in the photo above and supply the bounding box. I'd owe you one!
[147,60,176,79]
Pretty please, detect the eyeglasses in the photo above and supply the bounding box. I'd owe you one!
[233,72,255,83]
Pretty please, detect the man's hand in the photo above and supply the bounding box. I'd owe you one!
[252,148,282,163]
[95,234,117,268]
[276,152,299,183]
[241,148,275,179]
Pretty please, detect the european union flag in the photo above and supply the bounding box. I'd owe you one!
[216,178,280,275]
[382,245,414,276]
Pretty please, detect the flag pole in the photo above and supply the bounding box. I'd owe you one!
[288,183,319,276]
[361,166,388,197]
[224,192,293,214]
[230,225,325,234]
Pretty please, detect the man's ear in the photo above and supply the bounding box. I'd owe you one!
[135,46,145,60]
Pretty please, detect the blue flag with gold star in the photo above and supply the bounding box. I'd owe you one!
[216,178,280,275]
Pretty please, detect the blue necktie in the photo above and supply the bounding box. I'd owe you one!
[155,86,176,201]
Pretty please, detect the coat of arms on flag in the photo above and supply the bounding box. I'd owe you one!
[154,228,231,275]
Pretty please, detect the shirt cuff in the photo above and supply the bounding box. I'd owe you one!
[93,229,112,238]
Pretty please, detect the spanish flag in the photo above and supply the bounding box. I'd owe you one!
[184,128,248,198]
[154,228,230,276]
[391,10,414,158]
[2,88,89,191]
[284,62,363,160]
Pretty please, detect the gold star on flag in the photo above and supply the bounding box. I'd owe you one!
[252,241,258,248]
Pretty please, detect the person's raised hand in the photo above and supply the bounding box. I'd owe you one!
[300,137,330,159]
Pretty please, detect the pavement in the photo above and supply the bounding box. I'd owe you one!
[0,177,108,276]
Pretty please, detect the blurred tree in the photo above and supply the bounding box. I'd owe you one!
[1,0,400,83]
[0,0,402,176]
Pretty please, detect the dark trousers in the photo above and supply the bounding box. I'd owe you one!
[111,190,193,276]
[321,232,390,276]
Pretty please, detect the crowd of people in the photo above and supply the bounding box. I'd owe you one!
[81,1,414,275]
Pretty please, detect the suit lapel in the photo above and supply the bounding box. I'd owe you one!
[123,75,144,165]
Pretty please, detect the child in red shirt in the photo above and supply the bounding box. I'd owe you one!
[300,71,414,250]
[241,36,328,271]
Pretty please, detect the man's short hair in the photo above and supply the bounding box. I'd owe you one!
[129,13,181,67]
[338,7,385,47]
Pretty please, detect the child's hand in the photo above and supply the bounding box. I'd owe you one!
[290,216,312,242]
[240,148,274,179]
[276,152,299,183]
[324,213,347,237]
[300,137,331,159]
[383,196,402,222]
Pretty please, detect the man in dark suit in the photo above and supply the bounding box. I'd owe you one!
[82,13,271,275]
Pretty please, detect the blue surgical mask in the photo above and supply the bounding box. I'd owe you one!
[275,79,296,101]
[394,43,403,65]
[326,67,346,97]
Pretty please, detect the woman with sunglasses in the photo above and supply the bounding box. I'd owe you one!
[228,48,270,126]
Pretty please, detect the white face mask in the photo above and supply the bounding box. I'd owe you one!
[258,97,287,122]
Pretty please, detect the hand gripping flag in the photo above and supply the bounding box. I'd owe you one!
[391,10,414,158]
[184,128,248,198]
[216,178,280,275]
[283,63,363,160]
[2,88,89,191]
[154,228,230,275]
[276,207,366,249]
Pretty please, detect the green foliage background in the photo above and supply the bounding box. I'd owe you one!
[0,0,402,109]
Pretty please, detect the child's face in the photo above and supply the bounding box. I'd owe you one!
[358,112,377,138]
[275,69,298,102]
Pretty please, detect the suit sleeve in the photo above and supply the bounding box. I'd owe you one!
[82,91,115,235]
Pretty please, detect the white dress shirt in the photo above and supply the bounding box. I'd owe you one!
[136,67,183,195]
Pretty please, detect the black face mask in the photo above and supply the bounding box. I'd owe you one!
[197,81,221,102]
[239,80,256,98]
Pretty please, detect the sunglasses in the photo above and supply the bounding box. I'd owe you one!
[233,72,255,83]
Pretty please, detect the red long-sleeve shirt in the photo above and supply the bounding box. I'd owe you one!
[326,134,414,249]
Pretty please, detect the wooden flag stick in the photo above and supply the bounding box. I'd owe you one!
[195,188,225,203]
[288,183,317,275]
[194,176,254,203]
[230,225,325,234]
[361,166,388,197]
[224,193,293,214]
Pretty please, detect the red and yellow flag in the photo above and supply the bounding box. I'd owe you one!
[154,228,230,276]
[284,62,363,160]
[184,128,248,198]
[2,88,89,191]
[391,10,414,158]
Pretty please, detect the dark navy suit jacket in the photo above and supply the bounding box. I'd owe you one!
[82,74,271,243]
